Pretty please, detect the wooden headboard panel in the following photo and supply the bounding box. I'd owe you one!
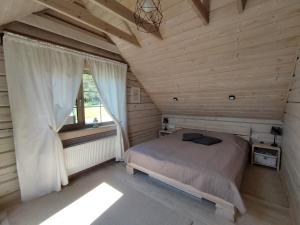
[164,115,252,142]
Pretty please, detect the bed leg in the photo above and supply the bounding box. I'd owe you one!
[126,165,136,175]
[215,203,236,222]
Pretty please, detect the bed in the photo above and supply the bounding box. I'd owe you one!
[125,128,250,221]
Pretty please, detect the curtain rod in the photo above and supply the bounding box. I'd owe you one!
[3,31,128,66]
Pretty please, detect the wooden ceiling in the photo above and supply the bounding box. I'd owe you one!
[0,0,45,26]
[1,0,300,120]
[89,0,300,120]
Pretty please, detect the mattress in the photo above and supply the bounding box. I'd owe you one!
[125,129,249,214]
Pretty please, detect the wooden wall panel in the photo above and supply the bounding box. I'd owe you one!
[0,61,5,75]
[164,114,282,144]
[0,122,13,130]
[0,179,19,198]
[0,152,16,168]
[0,77,8,92]
[0,165,17,176]
[0,137,14,153]
[0,107,11,122]
[0,46,20,210]
[126,71,161,146]
[281,50,300,225]
[88,0,300,120]
[0,93,10,107]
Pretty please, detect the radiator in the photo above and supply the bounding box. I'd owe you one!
[64,136,116,176]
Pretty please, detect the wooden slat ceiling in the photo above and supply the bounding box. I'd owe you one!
[0,0,300,120]
[84,0,300,120]
[0,0,45,26]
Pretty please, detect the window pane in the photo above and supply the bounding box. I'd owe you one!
[101,106,113,122]
[83,73,97,92]
[85,106,101,124]
[84,91,100,107]
[64,107,78,125]
[83,73,113,124]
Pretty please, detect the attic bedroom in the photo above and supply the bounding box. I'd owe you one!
[0,0,299,224]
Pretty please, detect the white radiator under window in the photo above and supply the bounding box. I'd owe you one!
[64,136,117,176]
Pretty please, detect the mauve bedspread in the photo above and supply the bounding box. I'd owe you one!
[125,129,249,214]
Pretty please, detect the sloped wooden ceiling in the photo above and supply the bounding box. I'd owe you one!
[0,0,45,26]
[0,0,299,120]
[84,0,300,120]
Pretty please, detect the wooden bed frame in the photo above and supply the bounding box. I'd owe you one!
[126,127,251,222]
[126,163,237,221]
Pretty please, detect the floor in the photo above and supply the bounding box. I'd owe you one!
[2,163,291,225]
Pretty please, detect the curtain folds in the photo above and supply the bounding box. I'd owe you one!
[3,33,85,201]
[88,58,128,161]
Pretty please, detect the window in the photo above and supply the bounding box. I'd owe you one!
[62,73,114,131]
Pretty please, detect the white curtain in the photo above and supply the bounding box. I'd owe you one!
[88,58,128,161]
[3,33,85,201]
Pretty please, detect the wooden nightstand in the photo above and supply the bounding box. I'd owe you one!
[251,143,281,171]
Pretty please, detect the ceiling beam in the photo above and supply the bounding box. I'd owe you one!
[187,0,209,25]
[91,0,162,40]
[34,0,140,46]
[2,22,125,62]
[18,14,121,54]
[237,0,247,13]
[42,9,112,42]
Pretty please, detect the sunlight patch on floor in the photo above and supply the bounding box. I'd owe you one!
[40,182,123,225]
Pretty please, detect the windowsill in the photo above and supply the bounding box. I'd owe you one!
[59,125,117,148]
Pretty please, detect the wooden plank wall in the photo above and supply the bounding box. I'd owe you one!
[281,50,300,225]
[164,114,283,144]
[127,71,161,146]
[0,46,20,210]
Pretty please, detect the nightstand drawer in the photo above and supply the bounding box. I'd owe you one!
[254,153,277,168]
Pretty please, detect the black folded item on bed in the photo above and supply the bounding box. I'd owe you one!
[182,133,222,146]
[193,136,222,145]
[182,133,203,141]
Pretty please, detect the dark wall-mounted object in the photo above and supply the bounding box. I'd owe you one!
[229,95,236,101]
[270,126,282,147]
[163,117,169,130]
[173,97,178,101]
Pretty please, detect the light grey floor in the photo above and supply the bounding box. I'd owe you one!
[4,163,291,225]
